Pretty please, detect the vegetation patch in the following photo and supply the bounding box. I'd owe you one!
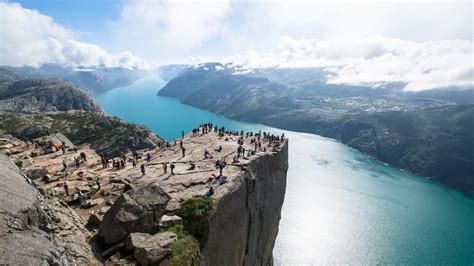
[177,197,215,244]
[165,225,200,266]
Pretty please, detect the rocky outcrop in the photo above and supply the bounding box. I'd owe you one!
[202,140,289,265]
[0,78,103,114]
[99,185,172,244]
[0,153,96,265]
[126,232,177,265]
[0,111,164,157]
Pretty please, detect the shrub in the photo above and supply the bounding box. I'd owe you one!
[177,197,214,243]
[167,225,200,266]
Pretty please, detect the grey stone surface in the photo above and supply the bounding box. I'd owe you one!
[99,185,172,244]
[126,232,177,265]
[159,214,183,228]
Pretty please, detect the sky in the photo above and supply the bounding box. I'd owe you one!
[0,0,473,91]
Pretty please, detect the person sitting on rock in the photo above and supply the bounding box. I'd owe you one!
[204,187,214,198]
[187,163,196,171]
[80,152,87,162]
[215,145,222,152]
[232,156,240,163]
[208,173,217,183]
[204,148,212,159]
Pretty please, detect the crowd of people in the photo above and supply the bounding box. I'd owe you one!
[21,122,286,207]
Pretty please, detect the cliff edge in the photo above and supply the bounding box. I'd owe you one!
[1,125,288,265]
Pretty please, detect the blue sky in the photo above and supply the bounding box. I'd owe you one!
[14,0,122,48]
[1,0,472,91]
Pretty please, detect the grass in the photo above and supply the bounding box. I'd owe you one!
[165,225,200,266]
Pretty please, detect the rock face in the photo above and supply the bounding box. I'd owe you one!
[126,232,177,265]
[0,111,164,157]
[202,140,289,265]
[0,153,95,265]
[0,78,103,114]
[99,185,172,244]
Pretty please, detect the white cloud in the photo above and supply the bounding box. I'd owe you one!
[175,35,473,92]
[110,0,231,61]
[0,2,149,69]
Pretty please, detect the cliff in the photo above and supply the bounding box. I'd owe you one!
[0,152,96,264]
[1,127,288,265]
[202,139,288,265]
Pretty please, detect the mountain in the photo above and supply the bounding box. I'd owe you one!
[159,62,474,195]
[0,111,163,157]
[0,64,146,95]
[157,64,188,82]
[0,78,103,114]
[0,67,163,157]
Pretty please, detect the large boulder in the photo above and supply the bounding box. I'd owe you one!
[126,232,177,265]
[99,185,172,244]
[26,167,49,180]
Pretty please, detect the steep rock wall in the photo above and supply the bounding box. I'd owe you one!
[202,141,288,265]
[0,153,95,265]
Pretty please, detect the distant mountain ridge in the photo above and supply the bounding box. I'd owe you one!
[0,78,103,114]
[0,64,146,95]
[0,66,164,157]
[159,62,474,195]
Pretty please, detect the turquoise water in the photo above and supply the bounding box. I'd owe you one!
[95,76,474,265]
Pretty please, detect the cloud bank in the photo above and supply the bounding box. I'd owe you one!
[274,36,473,92]
[0,2,149,69]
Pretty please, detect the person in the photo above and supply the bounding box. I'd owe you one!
[181,146,186,157]
[78,191,84,207]
[120,159,125,169]
[218,160,225,176]
[63,182,69,196]
[204,148,212,159]
[204,187,214,198]
[146,153,151,163]
[187,163,196,170]
[170,163,175,175]
[80,151,87,162]
[141,164,146,176]
[62,159,67,171]
[95,176,101,190]
[215,145,222,152]
[163,162,167,174]
[61,144,66,154]
[73,145,77,153]
[75,157,80,169]
[132,158,137,168]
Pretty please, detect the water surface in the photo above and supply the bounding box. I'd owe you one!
[95,76,474,265]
